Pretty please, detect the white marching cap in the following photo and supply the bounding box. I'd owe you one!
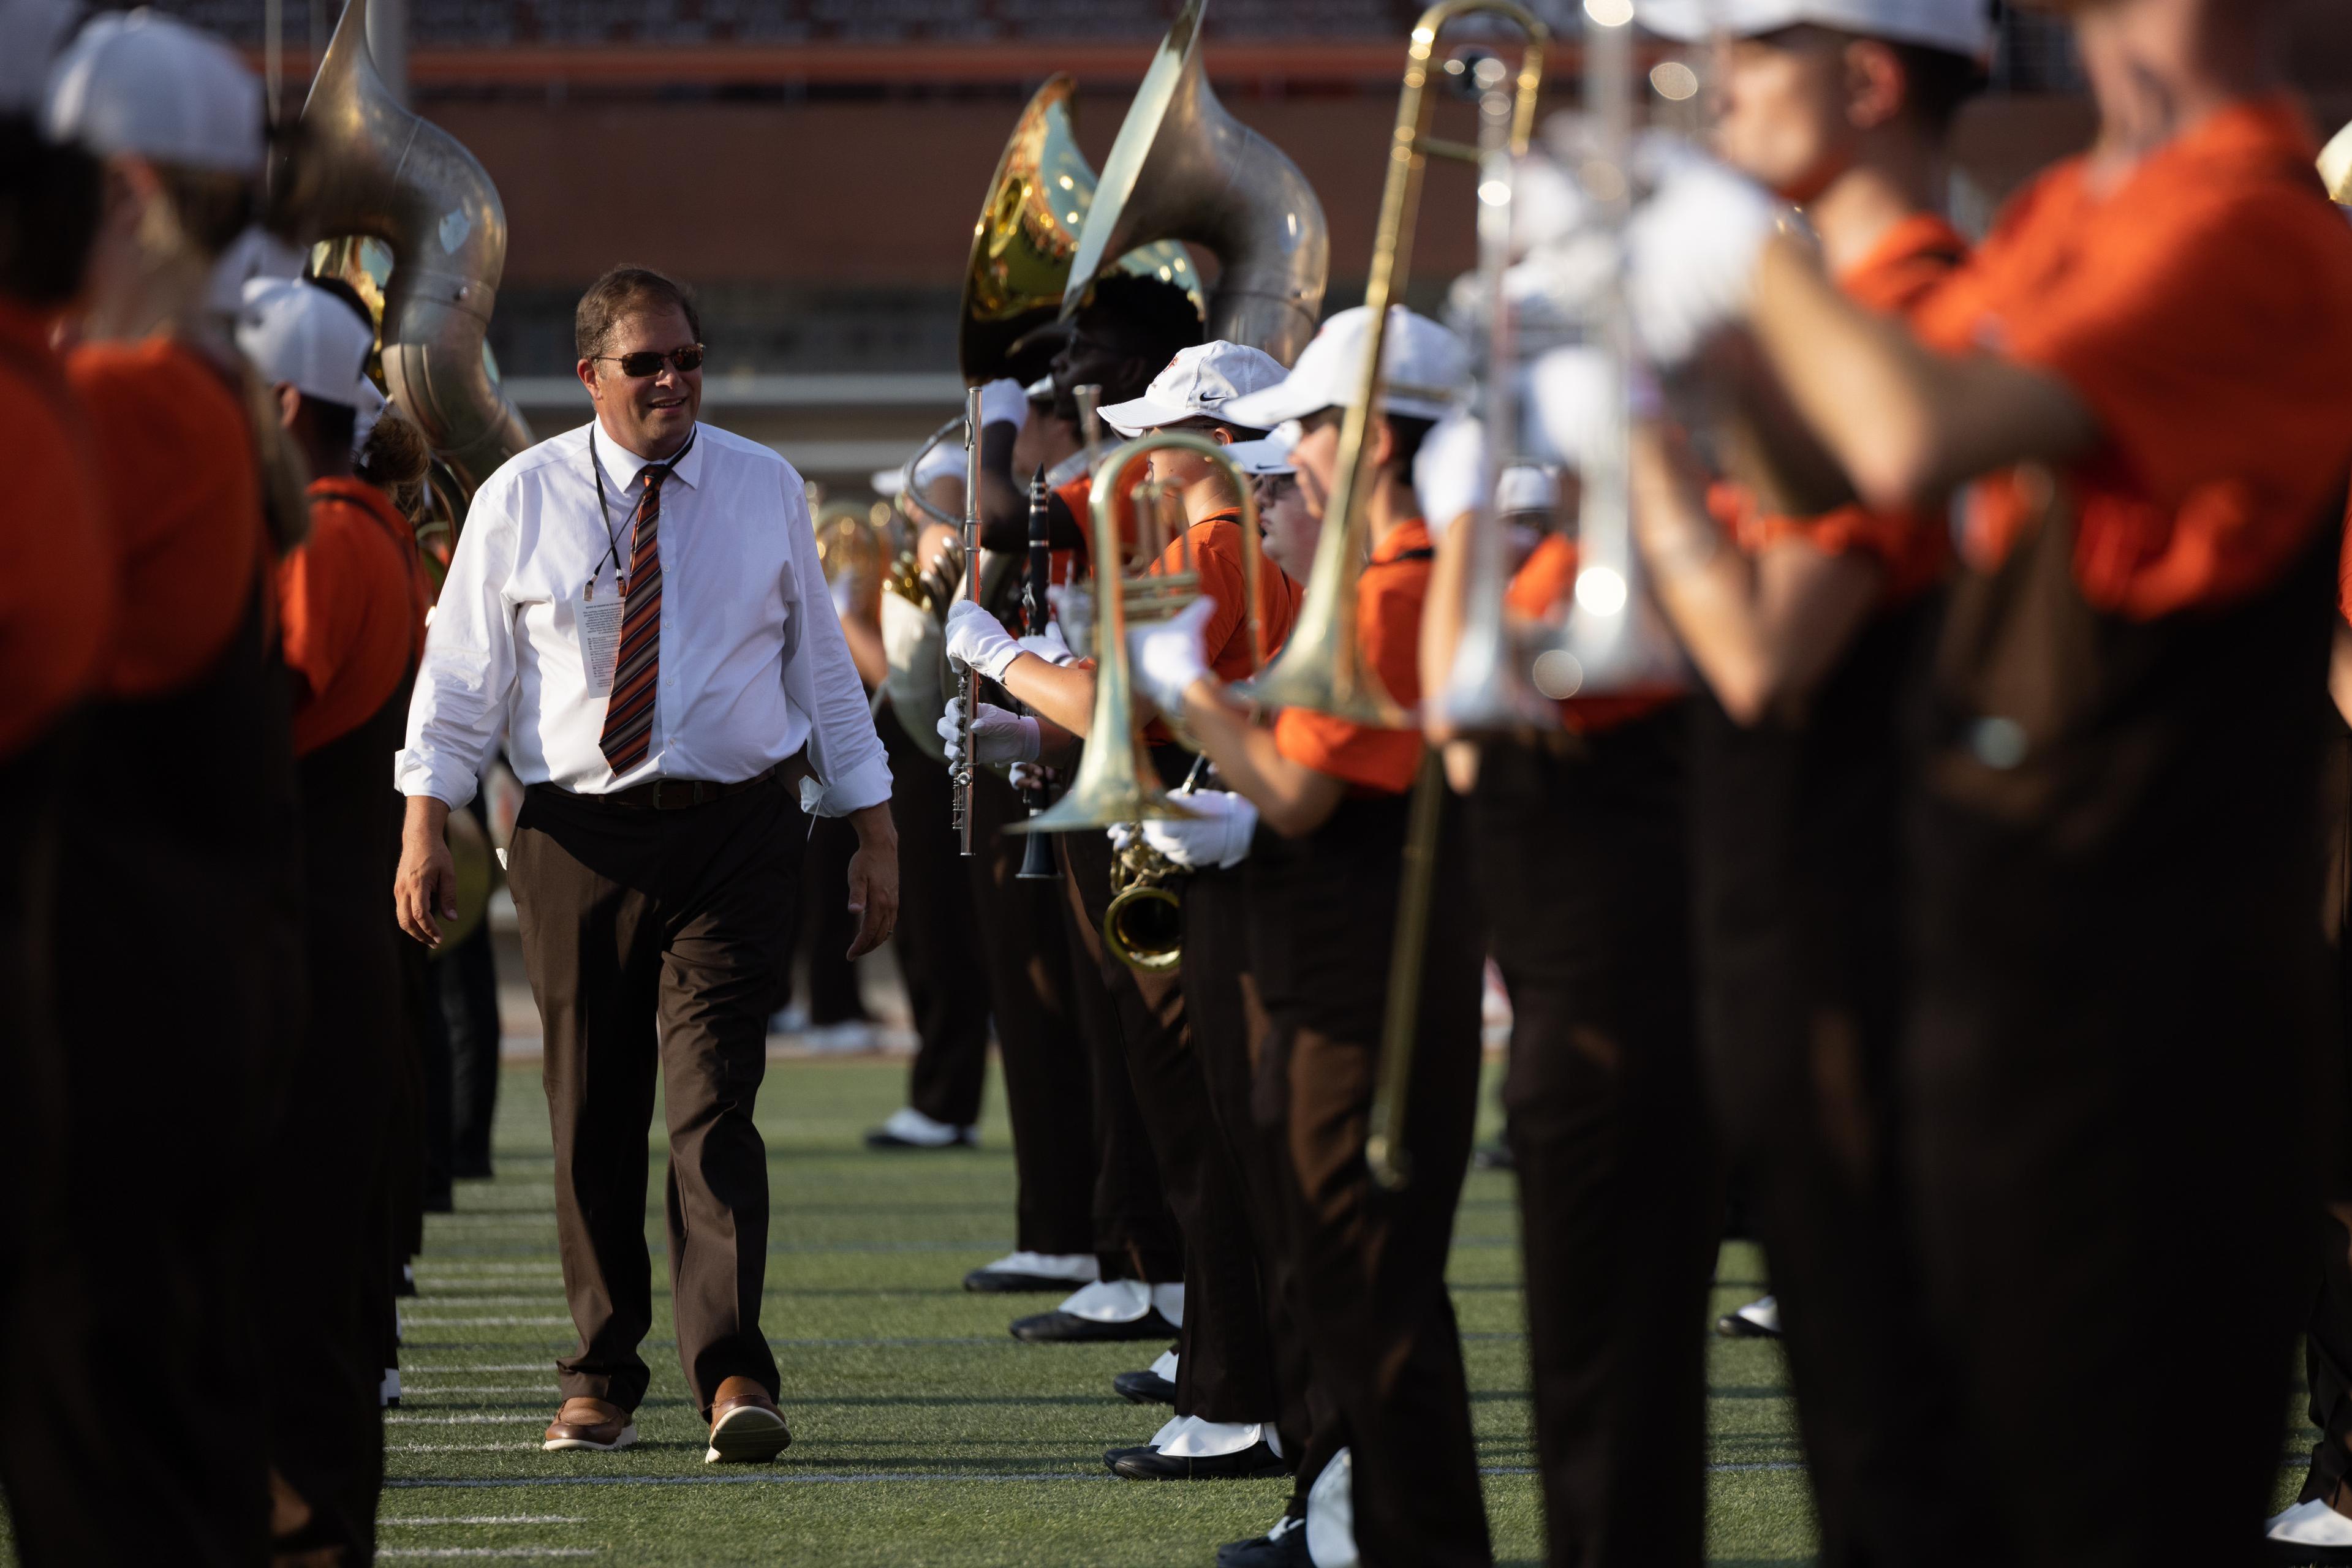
[235,275,384,418]
[1099,340,1291,437]
[0,0,77,119]
[1638,0,1993,60]
[1222,306,1472,430]
[44,9,263,173]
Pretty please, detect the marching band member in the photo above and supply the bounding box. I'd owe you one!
[395,265,898,1466]
[945,342,1304,1477]
[240,274,431,1564]
[1619,0,2352,1559]
[1130,307,1488,1566]
[1609,2,1984,1559]
[951,281,1200,1330]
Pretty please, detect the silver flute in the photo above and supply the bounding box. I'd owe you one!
[952,385,983,856]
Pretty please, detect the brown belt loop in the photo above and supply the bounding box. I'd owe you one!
[532,749,811,812]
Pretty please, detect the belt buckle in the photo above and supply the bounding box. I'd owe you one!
[654,778,698,810]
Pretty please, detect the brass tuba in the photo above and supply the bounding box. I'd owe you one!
[1062,0,1330,364]
[294,0,532,514]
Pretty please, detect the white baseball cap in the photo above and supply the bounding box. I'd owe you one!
[1221,306,1472,431]
[0,0,77,119]
[1225,421,1298,478]
[44,9,263,174]
[1098,341,1291,437]
[1497,464,1559,516]
[1638,0,1992,59]
[236,276,384,418]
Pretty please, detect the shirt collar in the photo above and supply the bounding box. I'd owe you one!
[1372,516,1432,564]
[591,419,705,494]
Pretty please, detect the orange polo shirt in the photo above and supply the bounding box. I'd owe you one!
[0,301,115,758]
[278,477,429,756]
[67,336,265,697]
[1274,518,1433,795]
[1910,96,2352,620]
[1148,509,1305,682]
[1728,211,1965,603]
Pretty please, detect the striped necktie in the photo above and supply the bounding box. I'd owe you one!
[597,460,673,775]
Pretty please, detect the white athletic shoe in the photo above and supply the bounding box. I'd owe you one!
[1716,1293,1782,1339]
[2269,1498,2352,1551]
[865,1106,975,1148]
[1307,1446,1358,1568]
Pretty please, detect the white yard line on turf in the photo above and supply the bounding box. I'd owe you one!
[377,1550,599,1559]
[391,1444,541,1453]
[385,1518,588,1526]
[401,1386,553,1395]
[386,1414,553,1425]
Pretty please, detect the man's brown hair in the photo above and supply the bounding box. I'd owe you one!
[574,264,701,361]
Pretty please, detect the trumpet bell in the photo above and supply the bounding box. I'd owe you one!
[960,74,1200,385]
[1062,0,1329,363]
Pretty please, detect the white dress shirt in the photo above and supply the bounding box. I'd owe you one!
[395,419,891,816]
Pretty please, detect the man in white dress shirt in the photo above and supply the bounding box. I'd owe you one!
[392,265,897,1464]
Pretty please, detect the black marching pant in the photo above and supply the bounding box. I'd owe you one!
[969,769,1097,1256]
[1472,722,1719,1568]
[1057,827,1184,1284]
[879,698,991,1127]
[509,775,805,1419]
[1183,861,1318,1449]
[1687,603,1955,1567]
[1250,788,1489,1568]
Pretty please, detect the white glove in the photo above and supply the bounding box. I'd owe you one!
[1141,791,1258,870]
[1626,153,1785,367]
[1127,597,1217,713]
[1413,412,1487,542]
[1048,582,1094,660]
[977,375,1030,432]
[1018,620,1077,667]
[1008,761,1051,793]
[944,599,1024,682]
[937,699,1042,767]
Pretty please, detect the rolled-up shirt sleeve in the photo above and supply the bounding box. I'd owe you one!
[393,473,518,808]
[780,467,891,816]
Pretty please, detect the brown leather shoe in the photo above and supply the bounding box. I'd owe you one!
[705,1374,792,1464]
[542,1396,637,1452]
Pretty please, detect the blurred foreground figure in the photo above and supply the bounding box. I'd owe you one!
[243,275,431,1564]
[1618,0,2352,1560]
[1609,2,1985,1561]
[0,0,116,1552]
[16,11,298,1564]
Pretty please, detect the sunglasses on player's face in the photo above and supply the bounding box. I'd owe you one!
[596,344,706,379]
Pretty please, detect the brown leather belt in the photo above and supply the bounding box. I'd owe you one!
[539,751,814,812]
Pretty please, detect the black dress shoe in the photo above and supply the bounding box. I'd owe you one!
[1102,1444,1157,1468]
[1110,1439,1288,1480]
[1010,1308,1179,1344]
[1113,1368,1178,1405]
[1218,1519,1310,1567]
[964,1267,1087,1294]
[1715,1310,1782,1339]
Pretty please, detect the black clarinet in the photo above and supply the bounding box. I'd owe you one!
[1015,465,1062,881]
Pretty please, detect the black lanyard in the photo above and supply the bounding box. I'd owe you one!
[588,424,697,597]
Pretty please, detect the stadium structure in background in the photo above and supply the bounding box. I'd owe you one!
[164,0,2352,489]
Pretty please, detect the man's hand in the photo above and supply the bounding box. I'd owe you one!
[395,795,458,948]
[843,802,900,960]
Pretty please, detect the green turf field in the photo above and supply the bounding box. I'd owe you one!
[366,1056,1820,1566]
[0,1055,2316,1566]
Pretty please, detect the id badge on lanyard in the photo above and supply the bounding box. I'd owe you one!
[577,570,624,696]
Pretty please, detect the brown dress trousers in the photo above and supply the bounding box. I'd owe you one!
[1472,719,1719,1568]
[1249,789,1489,1568]
[508,773,806,1419]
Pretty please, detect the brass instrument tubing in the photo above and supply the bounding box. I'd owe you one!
[1368,747,1447,1190]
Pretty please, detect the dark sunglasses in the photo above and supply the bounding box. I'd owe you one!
[596,344,705,379]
